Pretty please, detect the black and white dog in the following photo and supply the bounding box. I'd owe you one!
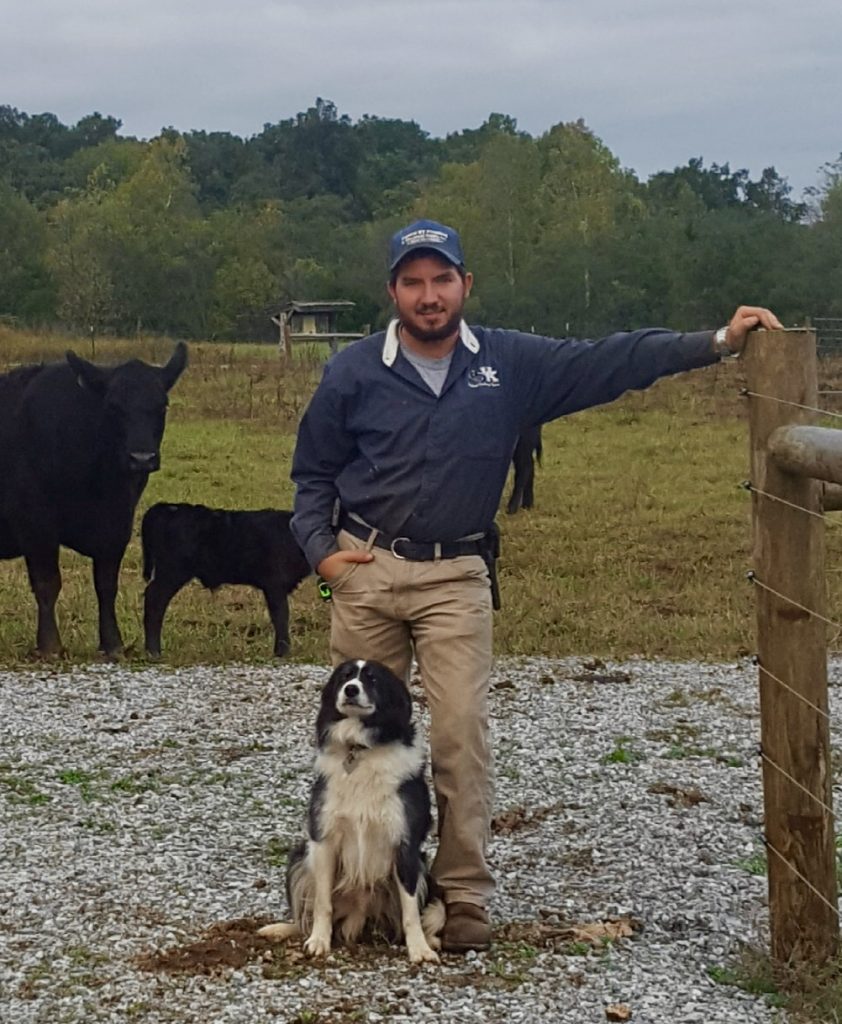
[259,659,444,963]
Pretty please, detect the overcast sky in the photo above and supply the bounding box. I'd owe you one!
[3,0,839,198]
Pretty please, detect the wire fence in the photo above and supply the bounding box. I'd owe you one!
[741,379,842,944]
[816,318,842,358]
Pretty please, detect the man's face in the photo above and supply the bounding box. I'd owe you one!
[388,253,473,344]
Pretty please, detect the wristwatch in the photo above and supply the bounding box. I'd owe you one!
[714,326,737,359]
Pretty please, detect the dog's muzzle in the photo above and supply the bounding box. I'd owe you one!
[338,681,372,714]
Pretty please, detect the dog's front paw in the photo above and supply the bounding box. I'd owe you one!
[304,930,332,957]
[408,941,440,965]
[257,922,300,942]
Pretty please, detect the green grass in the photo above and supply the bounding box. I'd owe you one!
[736,849,769,876]
[601,736,645,765]
[711,945,842,1022]
[486,940,540,984]
[708,962,787,1007]
[3,325,842,667]
[0,768,50,806]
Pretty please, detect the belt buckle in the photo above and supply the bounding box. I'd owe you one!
[390,536,410,560]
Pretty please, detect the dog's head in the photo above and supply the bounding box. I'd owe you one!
[317,659,414,749]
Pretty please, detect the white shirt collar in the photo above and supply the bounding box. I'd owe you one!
[382,319,480,366]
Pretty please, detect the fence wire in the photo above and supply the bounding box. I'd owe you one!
[741,385,842,925]
[763,839,841,920]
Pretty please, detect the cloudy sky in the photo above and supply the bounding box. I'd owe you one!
[3,0,839,197]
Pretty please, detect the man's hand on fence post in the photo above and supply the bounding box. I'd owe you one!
[723,306,784,354]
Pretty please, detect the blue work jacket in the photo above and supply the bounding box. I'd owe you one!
[291,319,719,570]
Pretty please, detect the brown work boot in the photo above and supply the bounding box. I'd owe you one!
[441,902,491,953]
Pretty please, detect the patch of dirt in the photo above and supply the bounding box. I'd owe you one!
[569,658,633,685]
[135,916,278,975]
[492,801,564,834]
[560,845,595,869]
[492,677,517,691]
[571,669,633,684]
[134,913,643,985]
[647,782,710,808]
[136,917,422,979]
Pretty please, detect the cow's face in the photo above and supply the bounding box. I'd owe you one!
[66,342,187,474]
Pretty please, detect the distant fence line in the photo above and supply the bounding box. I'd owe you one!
[815,317,842,356]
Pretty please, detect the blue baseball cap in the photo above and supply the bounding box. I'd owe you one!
[388,219,465,272]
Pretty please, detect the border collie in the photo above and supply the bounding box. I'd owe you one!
[259,659,445,963]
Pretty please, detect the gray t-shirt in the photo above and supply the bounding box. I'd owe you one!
[399,341,453,396]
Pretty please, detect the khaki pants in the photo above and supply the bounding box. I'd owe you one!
[327,528,495,908]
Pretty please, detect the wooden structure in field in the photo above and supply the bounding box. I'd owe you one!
[744,327,840,965]
[271,301,365,356]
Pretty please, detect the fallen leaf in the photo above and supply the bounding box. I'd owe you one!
[565,918,636,945]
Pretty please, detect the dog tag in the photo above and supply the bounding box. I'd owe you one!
[343,744,365,773]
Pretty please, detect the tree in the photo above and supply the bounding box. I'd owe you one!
[183,129,264,209]
[205,202,283,337]
[0,181,54,319]
[104,135,212,334]
[256,98,363,204]
[49,136,213,336]
[63,137,146,193]
[48,191,116,335]
[352,115,439,218]
[803,156,842,316]
[533,120,644,333]
[647,158,806,222]
[0,106,124,205]
[440,113,525,164]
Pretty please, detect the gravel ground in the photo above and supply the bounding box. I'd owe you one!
[0,654,827,1024]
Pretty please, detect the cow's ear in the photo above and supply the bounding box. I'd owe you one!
[65,351,106,395]
[160,341,188,392]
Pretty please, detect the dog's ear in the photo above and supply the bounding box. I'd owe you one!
[365,662,414,744]
[316,662,352,744]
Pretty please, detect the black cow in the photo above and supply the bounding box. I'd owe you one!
[141,503,312,658]
[506,425,543,514]
[0,344,187,656]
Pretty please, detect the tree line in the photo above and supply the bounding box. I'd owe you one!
[1,98,840,342]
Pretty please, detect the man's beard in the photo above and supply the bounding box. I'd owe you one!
[400,307,463,344]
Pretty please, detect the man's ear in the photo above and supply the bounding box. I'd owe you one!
[464,270,474,300]
[387,280,397,304]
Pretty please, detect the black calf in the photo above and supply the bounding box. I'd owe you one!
[506,425,543,515]
[141,502,311,658]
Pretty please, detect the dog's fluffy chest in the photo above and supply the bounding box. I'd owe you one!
[314,722,424,887]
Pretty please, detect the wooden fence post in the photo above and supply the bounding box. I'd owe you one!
[743,328,839,964]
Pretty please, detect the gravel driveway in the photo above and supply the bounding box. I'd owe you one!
[0,656,808,1023]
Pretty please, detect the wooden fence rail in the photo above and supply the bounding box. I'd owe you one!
[744,328,839,964]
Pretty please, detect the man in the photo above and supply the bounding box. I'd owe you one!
[290,218,781,954]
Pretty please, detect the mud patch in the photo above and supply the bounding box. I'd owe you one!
[569,657,633,685]
[135,916,278,975]
[492,801,564,834]
[648,781,709,808]
[136,917,416,979]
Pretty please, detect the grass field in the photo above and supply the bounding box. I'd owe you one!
[2,324,842,668]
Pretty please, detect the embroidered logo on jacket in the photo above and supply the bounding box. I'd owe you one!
[467,366,500,388]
